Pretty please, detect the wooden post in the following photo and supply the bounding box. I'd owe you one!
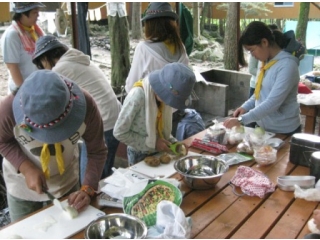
[70,2,79,49]
[236,2,240,71]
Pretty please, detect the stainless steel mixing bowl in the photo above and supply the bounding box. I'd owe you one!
[84,213,147,239]
[174,155,229,190]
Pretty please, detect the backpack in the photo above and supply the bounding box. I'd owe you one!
[176,109,205,141]
[283,30,306,61]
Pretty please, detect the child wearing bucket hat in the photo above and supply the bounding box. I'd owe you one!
[114,63,195,165]
[125,2,189,93]
[0,70,107,222]
[0,2,46,95]
[33,35,122,180]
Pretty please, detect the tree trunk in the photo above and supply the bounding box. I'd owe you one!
[224,3,238,70]
[108,13,131,94]
[296,2,310,46]
[77,3,91,58]
[276,19,282,30]
[193,2,200,38]
[219,19,225,37]
[200,2,210,34]
[131,2,142,40]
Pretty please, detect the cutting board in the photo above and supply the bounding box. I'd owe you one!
[129,151,199,178]
[0,200,105,239]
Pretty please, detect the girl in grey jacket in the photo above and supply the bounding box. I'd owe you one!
[224,21,301,135]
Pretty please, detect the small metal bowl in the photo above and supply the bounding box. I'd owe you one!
[174,155,229,190]
[277,176,315,187]
[84,213,147,239]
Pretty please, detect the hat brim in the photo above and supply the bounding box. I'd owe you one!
[13,3,46,13]
[33,41,68,62]
[13,76,86,144]
[141,11,178,22]
[149,71,188,110]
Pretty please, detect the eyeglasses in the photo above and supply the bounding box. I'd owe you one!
[247,46,257,55]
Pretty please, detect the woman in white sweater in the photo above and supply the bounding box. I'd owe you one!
[125,2,189,93]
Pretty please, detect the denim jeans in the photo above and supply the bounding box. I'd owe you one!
[80,129,119,183]
[127,146,161,166]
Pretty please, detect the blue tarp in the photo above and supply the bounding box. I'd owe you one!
[284,21,320,50]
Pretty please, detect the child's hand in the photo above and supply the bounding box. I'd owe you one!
[156,138,171,152]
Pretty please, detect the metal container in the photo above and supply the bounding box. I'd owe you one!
[310,151,320,182]
[174,155,229,190]
[84,213,147,239]
[277,176,315,191]
[289,133,320,167]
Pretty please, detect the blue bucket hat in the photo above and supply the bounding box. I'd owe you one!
[141,2,178,22]
[33,35,68,62]
[13,70,86,144]
[149,63,195,110]
[13,2,46,13]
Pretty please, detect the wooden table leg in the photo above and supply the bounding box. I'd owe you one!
[304,116,316,134]
[300,104,318,134]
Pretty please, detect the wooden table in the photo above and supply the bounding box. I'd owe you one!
[4,130,319,239]
[300,103,320,135]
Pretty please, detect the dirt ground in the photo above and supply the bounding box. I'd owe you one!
[0,31,219,98]
[0,29,319,98]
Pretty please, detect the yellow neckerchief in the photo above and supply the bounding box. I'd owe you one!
[164,39,176,55]
[133,80,164,138]
[254,60,278,100]
[20,24,38,41]
[133,80,143,88]
[157,103,164,139]
[40,143,65,179]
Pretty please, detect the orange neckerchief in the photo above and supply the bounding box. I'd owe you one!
[20,24,38,41]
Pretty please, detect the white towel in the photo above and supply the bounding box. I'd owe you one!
[88,10,95,21]
[143,77,172,149]
[94,8,101,21]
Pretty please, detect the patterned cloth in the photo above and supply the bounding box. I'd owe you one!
[230,166,275,198]
[11,21,44,54]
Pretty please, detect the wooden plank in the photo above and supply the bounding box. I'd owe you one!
[185,160,257,238]
[194,147,294,239]
[230,163,310,239]
[265,198,318,239]
[190,186,239,238]
[297,204,320,239]
[195,189,264,239]
[230,189,294,239]
[186,135,291,238]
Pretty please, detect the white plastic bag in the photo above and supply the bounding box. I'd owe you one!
[147,200,192,239]
[308,218,320,234]
[294,185,320,201]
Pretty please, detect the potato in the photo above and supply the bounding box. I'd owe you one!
[159,153,171,164]
[144,156,160,167]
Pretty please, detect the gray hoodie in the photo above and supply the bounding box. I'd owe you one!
[241,51,301,134]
